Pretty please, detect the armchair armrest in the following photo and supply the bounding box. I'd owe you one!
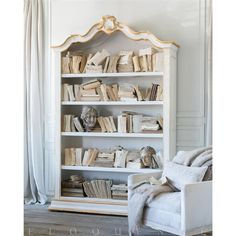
[181,181,212,233]
[128,171,163,199]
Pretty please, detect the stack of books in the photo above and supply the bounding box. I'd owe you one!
[63,115,84,132]
[141,116,160,132]
[91,151,115,167]
[97,116,116,132]
[61,47,164,74]
[64,148,83,166]
[111,184,128,200]
[146,83,163,101]
[80,79,102,101]
[83,179,112,198]
[117,51,134,72]
[61,175,85,197]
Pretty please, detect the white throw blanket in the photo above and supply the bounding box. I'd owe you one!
[128,177,175,234]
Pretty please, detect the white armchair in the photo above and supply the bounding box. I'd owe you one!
[128,171,212,236]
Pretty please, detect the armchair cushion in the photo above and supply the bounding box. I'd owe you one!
[147,192,181,214]
[162,162,208,190]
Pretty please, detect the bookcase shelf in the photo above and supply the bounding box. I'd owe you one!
[61,71,163,78]
[61,101,163,106]
[61,165,160,173]
[61,132,163,138]
[50,15,177,216]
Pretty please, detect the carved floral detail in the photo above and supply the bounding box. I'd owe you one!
[97,15,121,34]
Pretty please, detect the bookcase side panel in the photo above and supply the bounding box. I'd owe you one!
[53,50,62,199]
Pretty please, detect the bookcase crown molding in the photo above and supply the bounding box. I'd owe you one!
[52,15,179,51]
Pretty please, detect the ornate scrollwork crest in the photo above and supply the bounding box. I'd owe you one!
[97,15,121,34]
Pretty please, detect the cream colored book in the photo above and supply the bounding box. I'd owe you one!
[132,55,141,72]
[103,56,110,73]
[114,149,128,168]
[87,49,110,66]
[63,115,71,132]
[62,84,69,101]
[61,54,71,74]
[106,85,116,101]
[156,84,163,101]
[139,55,148,72]
[82,80,101,90]
[80,54,87,73]
[109,116,117,132]
[81,88,97,96]
[75,148,83,166]
[133,85,143,101]
[96,86,104,101]
[82,150,89,166]
[152,52,164,72]
[87,149,99,166]
[64,148,76,166]
[111,84,119,101]
[71,55,82,74]
[103,117,112,133]
[100,84,109,101]
[73,117,84,132]
[107,55,119,73]
[97,116,107,132]
[66,84,75,101]
[86,65,103,73]
[70,115,76,132]
[64,148,71,165]
[74,84,81,101]
[147,54,152,72]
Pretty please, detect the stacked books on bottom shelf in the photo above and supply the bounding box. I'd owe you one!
[61,175,128,200]
[61,175,85,197]
[111,184,128,200]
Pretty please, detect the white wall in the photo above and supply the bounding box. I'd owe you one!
[45,0,209,196]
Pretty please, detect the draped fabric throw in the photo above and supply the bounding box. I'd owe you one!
[24,0,47,204]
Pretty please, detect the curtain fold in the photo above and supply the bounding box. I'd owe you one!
[206,0,212,146]
[24,0,47,204]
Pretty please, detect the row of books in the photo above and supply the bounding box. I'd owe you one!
[117,112,163,133]
[62,113,163,133]
[64,146,162,169]
[62,79,163,102]
[61,47,163,74]
[61,175,128,200]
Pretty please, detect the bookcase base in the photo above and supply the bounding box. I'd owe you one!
[49,199,128,216]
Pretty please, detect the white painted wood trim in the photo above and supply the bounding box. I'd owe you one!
[61,132,163,138]
[61,165,160,173]
[62,71,163,78]
[61,101,163,106]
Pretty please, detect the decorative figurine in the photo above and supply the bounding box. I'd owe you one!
[140,146,156,168]
[81,106,98,131]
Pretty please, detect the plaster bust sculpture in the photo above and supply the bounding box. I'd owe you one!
[80,106,98,132]
[140,146,156,168]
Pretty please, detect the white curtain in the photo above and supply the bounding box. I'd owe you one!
[206,0,212,146]
[24,0,47,204]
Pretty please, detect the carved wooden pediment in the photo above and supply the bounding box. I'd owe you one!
[52,15,179,51]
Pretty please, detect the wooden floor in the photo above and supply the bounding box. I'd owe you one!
[24,205,210,236]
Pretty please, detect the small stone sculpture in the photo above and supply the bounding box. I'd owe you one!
[140,146,156,168]
[81,106,98,132]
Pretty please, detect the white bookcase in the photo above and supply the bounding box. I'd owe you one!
[49,15,178,215]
